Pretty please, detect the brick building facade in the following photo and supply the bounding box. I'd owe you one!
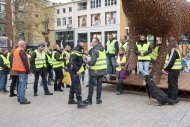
[0,0,13,41]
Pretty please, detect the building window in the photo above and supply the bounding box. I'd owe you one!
[0,3,6,19]
[62,8,65,13]
[78,2,87,11]
[78,15,87,27]
[57,18,61,26]
[91,14,101,26]
[105,0,117,6]
[69,7,72,12]
[62,17,66,26]
[56,9,60,14]
[105,11,116,25]
[91,0,101,8]
[68,17,72,25]
[0,24,6,36]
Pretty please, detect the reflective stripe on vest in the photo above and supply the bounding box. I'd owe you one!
[151,46,159,60]
[52,51,63,69]
[136,42,151,61]
[0,54,10,70]
[90,50,107,70]
[34,50,46,68]
[116,55,127,71]
[165,49,182,70]
[106,39,117,54]
[121,42,128,52]
[12,47,29,71]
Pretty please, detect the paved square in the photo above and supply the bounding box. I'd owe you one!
[0,75,190,127]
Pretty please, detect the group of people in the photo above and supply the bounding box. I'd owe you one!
[0,33,182,108]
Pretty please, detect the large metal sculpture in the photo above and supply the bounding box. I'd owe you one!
[122,0,190,83]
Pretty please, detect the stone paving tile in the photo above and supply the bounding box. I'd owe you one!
[0,75,190,127]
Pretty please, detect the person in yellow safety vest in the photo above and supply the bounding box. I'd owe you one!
[120,35,129,52]
[68,39,88,109]
[164,37,182,104]
[30,44,53,96]
[150,41,162,61]
[62,45,71,88]
[115,47,129,95]
[0,48,10,93]
[62,45,71,69]
[52,44,65,92]
[83,38,107,105]
[135,34,152,77]
[105,33,119,74]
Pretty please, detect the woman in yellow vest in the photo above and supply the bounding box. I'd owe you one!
[164,37,182,104]
[115,47,129,95]
[62,45,71,88]
[135,34,152,77]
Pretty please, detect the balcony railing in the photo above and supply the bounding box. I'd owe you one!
[78,6,87,11]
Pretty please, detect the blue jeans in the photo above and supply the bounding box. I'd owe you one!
[87,75,103,100]
[0,74,6,90]
[18,74,28,102]
[138,61,150,76]
[107,56,116,74]
[34,73,49,94]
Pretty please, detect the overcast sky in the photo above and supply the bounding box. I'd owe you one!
[50,0,71,3]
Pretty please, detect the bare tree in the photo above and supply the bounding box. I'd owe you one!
[12,0,53,43]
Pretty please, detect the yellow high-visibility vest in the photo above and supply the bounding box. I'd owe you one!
[34,50,47,69]
[90,50,107,70]
[0,54,10,70]
[52,51,63,69]
[151,46,159,60]
[165,48,182,70]
[46,53,52,66]
[116,55,127,71]
[136,42,151,61]
[106,39,117,54]
[121,42,128,52]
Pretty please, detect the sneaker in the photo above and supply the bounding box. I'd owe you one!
[9,94,17,97]
[86,85,89,87]
[3,89,9,93]
[34,93,38,96]
[116,91,121,95]
[96,99,102,104]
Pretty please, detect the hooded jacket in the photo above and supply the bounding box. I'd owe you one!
[88,43,108,76]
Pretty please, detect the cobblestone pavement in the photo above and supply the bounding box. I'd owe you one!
[0,75,190,127]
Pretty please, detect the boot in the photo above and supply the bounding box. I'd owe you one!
[20,100,31,104]
[44,91,53,95]
[96,99,102,104]
[77,101,88,108]
[83,99,92,105]
[68,100,77,104]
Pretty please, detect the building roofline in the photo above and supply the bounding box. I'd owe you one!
[52,0,87,7]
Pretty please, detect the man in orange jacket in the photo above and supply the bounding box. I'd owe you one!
[12,41,31,104]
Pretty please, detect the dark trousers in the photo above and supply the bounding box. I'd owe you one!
[69,71,82,101]
[10,76,19,95]
[116,77,124,92]
[34,73,49,94]
[87,75,103,101]
[167,70,180,100]
[54,69,63,90]
[47,68,54,83]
